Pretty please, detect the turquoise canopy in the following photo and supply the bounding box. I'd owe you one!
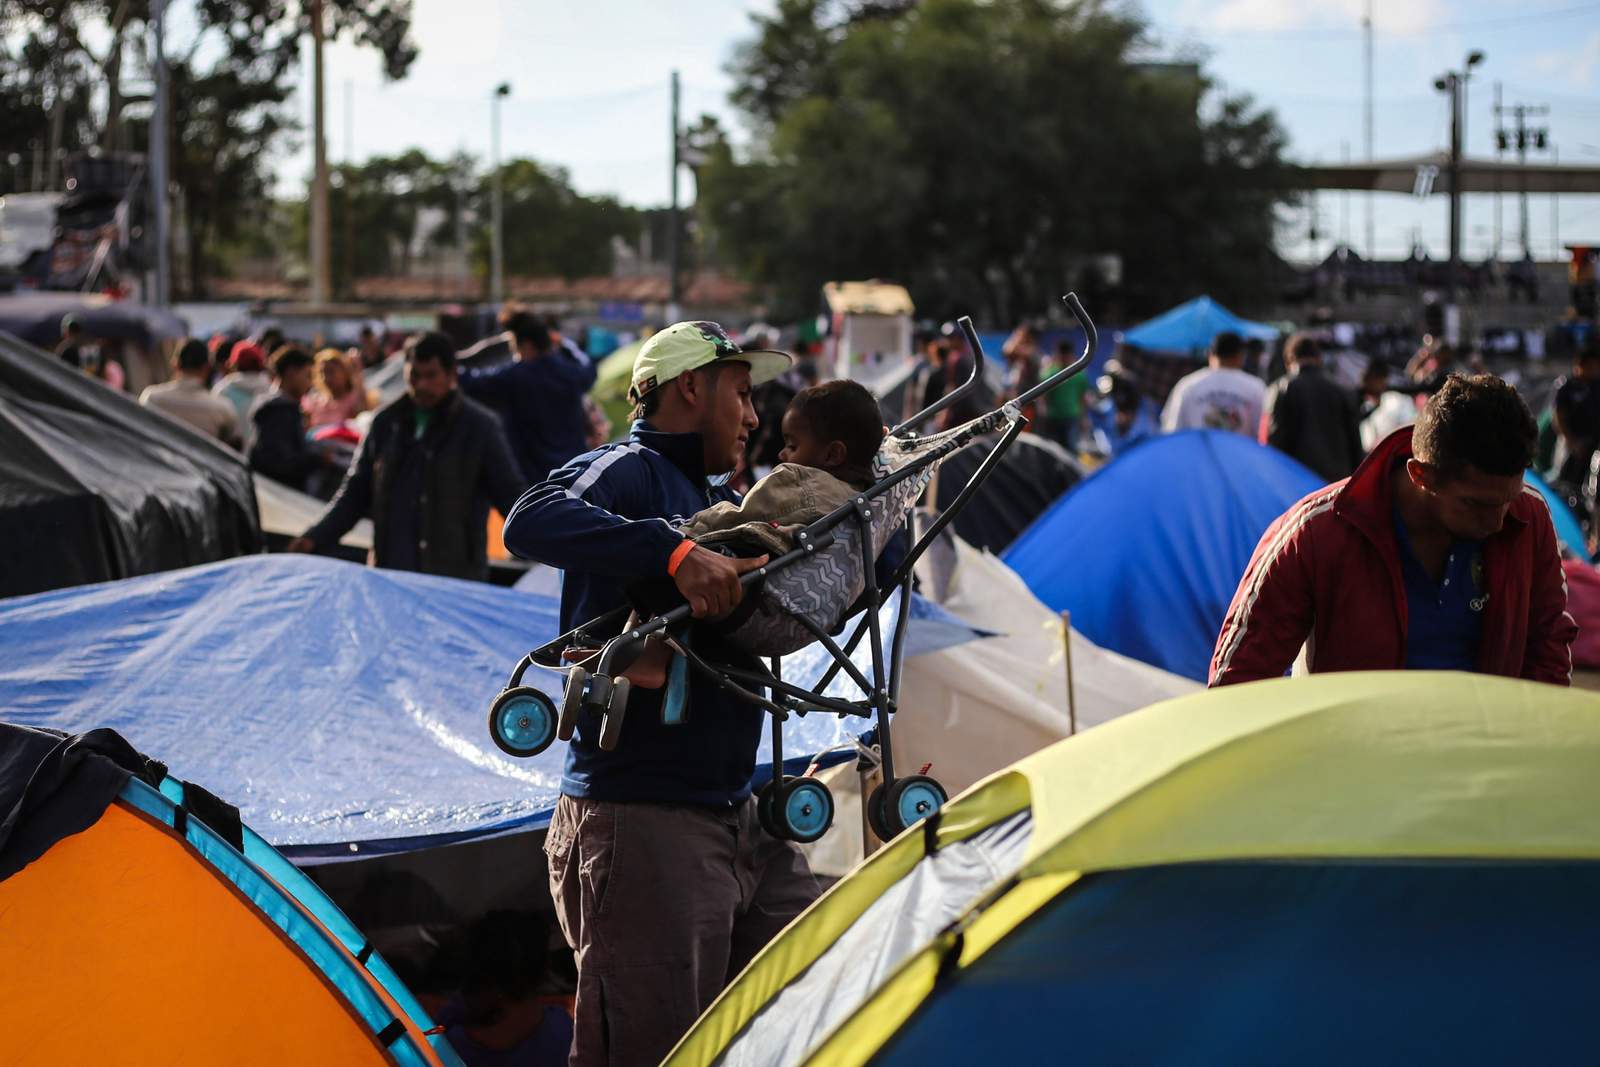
[1119,296,1279,355]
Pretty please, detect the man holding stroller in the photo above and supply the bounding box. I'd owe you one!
[502,321,817,1067]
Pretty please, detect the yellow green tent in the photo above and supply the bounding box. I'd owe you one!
[669,672,1600,1066]
[593,338,645,402]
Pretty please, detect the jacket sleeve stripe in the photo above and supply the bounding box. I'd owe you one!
[566,443,645,500]
[1212,488,1340,682]
[1523,483,1577,684]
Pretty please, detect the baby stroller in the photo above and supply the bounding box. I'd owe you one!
[487,294,1098,846]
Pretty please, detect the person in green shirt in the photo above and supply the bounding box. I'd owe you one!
[1037,337,1091,452]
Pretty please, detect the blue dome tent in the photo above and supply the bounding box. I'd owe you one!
[1119,295,1279,355]
[1004,430,1323,681]
[1524,469,1589,560]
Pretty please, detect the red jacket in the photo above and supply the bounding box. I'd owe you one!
[1211,427,1578,687]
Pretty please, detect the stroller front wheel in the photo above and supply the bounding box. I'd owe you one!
[487,687,558,758]
[557,667,588,741]
[773,778,833,843]
[597,678,630,751]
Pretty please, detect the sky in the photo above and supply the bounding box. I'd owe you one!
[277,0,1600,265]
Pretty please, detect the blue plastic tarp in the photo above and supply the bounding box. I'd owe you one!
[1004,430,1323,682]
[0,554,980,855]
[1119,296,1279,355]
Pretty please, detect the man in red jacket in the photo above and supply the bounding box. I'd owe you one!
[1212,374,1577,686]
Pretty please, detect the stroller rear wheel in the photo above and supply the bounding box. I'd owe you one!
[557,667,588,741]
[487,686,558,758]
[756,779,780,838]
[868,774,947,841]
[597,678,629,751]
[772,777,834,843]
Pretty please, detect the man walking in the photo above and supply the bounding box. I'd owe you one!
[1161,331,1265,435]
[140,338,241,448]
[249,347,326,491]
[289,332,525,581]
[1259,333,1365,482]
[502,321,814,1066]
[1212,375,1577,687]
[462,310,598,483]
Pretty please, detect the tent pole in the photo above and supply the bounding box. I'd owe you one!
[1061,611,1078,736]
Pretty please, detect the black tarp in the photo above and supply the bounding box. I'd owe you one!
[0,723,166,881]
[932,432,1083,553]
[0,331,261,597]
[0,292,187,350]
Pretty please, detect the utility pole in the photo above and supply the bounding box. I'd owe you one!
[490,83,510,306]
[1494,100,1549,258]
[309,0,331,305]
[1340,142,1352,249]
[1363,0,1374,258]
[1552,144,1560,259]
[1493,82,1502,256]
[149,0,170,307]
[668,70,681,321]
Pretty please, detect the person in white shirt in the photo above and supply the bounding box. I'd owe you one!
[1160,331,1267,436]
[140,338,242,449]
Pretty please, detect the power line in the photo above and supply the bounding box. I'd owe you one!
[1175,2,1600,42]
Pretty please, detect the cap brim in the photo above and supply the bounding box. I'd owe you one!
[719,349,793,388]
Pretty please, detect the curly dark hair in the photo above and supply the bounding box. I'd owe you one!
[787,379,885,470]
[1412,373,1535,481]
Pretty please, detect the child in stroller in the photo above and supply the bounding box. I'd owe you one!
[590,378,890,690]
[489,294,1097,846]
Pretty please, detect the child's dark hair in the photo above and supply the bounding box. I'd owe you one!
[787,379,884,469]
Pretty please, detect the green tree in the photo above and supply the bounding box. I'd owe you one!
[0,0,419,294]
[705,0,1296,323]
[475,159,640,281]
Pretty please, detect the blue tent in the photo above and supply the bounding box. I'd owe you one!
[1119,295,1279,355]
[1004,430,1323,682]
[0,555,978,857]
[1524,469,1589,561]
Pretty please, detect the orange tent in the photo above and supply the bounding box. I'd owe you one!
[0,725,462,1066]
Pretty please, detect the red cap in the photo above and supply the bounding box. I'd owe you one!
[229,341,266,373]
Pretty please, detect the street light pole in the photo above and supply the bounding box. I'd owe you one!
[668,70,681,321]
[1447,71,1462,305]
[149,0,170,307]
[490,82,510,306]
[1437,52,1484,319]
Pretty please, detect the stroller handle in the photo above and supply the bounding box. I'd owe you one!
[891,292,1097,437]
[891,313,984,437]
[1008,291,1098,413]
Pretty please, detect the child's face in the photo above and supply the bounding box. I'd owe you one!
[779,408,842,469]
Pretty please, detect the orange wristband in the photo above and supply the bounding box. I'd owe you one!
[667,539,696,577]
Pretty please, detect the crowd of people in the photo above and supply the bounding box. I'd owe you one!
[984,317,1600,559]
[43,308,606,586]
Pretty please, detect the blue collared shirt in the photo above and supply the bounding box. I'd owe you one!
[1393,512,1487,671]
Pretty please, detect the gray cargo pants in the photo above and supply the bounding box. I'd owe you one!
[545,794,820,1066]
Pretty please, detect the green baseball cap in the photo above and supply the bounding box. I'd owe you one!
[628,320,792,406]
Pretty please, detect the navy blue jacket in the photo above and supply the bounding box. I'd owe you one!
[502,422,765,807]
[462,348,598,483]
